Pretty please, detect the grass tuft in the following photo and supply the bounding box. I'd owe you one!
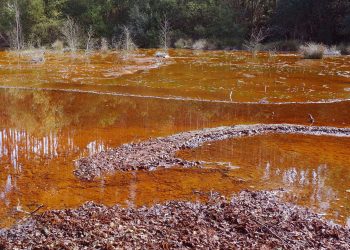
[299,43,326,59]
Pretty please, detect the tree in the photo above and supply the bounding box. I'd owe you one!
[60,17,81,51]
[0,0,348,49]
[159,15,171,51]
[7,0,24,50]
[271,0,349,44]
[85,26,95,52]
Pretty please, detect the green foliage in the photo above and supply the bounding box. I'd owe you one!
[0,0,348,49]
[0,1,15,37]
[271,0,350,44]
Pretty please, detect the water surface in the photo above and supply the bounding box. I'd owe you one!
[0,50,349,227]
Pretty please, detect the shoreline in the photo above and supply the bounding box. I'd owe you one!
[1,190,349,249]
[75,124,350,181]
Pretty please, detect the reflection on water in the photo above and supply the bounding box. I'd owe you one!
[265,163,336,212]
[177,134,350,226]
[0,50,349,103]
[0,50,350,228]
[0,129,58,170]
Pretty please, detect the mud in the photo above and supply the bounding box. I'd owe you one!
[1,190,349,249]
[75,124,350,181]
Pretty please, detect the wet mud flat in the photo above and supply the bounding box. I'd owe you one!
[75,124,350,181]
[1,190,349,249]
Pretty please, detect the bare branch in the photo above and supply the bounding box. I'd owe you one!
[85,26,95,52]
[243,28,270,57]
[159,16,171,52]
[60,17,81,52]
[7,0,23,50]
[120,26,137,54]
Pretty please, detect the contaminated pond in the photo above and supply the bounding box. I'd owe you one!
[0,49,349,227]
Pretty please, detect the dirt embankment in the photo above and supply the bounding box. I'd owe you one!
[75,124,350,181]
[1,190,349,249]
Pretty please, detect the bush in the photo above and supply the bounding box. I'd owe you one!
[60,17,82,52]
[339,44,350,55]
[52,40,64,51]
[118,26,137,58]
[299,43,326,59]
[100,38,109,52]
[174,38,193,49]
[324,46,340,56]
[192,39,217,50]
[192,39,207,50]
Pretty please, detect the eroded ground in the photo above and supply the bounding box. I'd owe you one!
[0,49,349,228]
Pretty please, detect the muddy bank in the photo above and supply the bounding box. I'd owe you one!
[75,124,350,181]
[1,190,349,249]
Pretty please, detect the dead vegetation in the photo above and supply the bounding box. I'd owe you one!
[339,44,350,55]
[192,39,217,50]
[159,16,171,52]
[299,43,327,59]
[243,28,269,57]
[75,124,350,181]
[117,26,137,58]
[7,0,24,51]
[174,38,193,49]
[1,190,349,249]
[85,26,96,53]
[60,17,82,52]
[51,40,64,51]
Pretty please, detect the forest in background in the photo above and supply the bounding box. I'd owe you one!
[0,0,349,50]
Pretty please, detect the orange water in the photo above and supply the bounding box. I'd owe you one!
[177,134,350,226]
[0,49,349,227]
[1,50,349,103]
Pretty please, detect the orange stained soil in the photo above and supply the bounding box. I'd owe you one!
[0,49,349,227]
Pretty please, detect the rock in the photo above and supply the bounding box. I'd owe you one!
[155,51,170,58]
[259,98,269,104]
[30,56,45,63]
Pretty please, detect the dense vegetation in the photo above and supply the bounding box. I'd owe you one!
[0,0,349,49]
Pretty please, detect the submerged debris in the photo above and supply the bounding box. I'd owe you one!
[75,124,350,181]
[0,191,349,249]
